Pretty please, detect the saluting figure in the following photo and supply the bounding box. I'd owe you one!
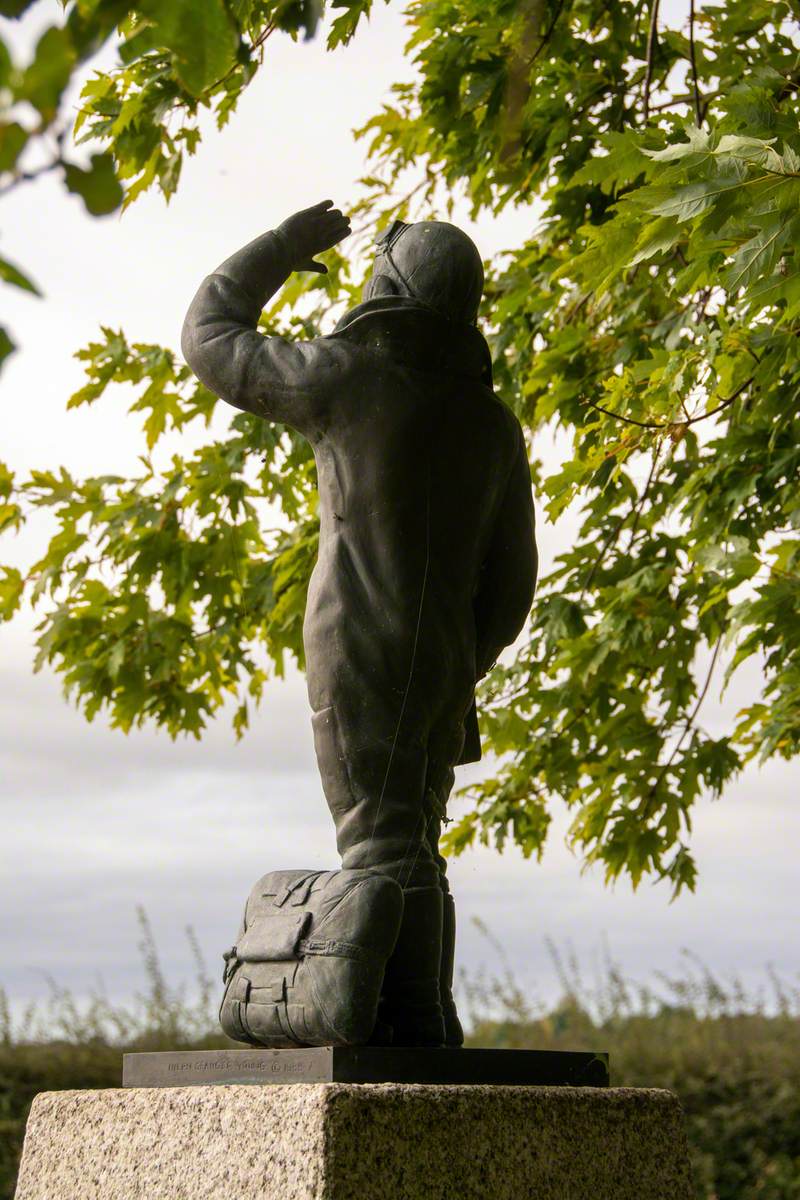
[182,201,537,1047]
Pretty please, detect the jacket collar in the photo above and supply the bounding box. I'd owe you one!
[329,296,493,386]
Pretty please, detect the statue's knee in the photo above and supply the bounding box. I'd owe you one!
[341,833,406,872]
[340,832,439,888]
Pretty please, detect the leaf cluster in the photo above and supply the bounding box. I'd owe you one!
[2,0,799,894]
[0,0,380,366]
[356,0,800,894]
[2,322,322,739]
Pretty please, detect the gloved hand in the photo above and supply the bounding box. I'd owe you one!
[276,200,351,274]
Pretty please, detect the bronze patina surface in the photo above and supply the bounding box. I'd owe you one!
[123,1047,609,1089]
[182,203,538,1048]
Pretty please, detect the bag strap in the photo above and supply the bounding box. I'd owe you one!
[297,936,377,964]
[273,872,324,908]
[223,933,378,978]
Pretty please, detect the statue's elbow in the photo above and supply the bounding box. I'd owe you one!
[180,316,223,400]
[508,533,537,626]
[528,538,539,605]
[504,554,538,647]
[180,315,201,375]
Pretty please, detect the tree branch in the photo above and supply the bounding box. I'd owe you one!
[527,0,568,67]
[693,285,713,322]
[685,376,755,423]
[580,440,663,598]
[563,291,591,325]
[582,375,754,429]
[647,91,718,113]
[642,0,660,122]
[0,156,63,198]
[626,440,663,547]
[688,0,703,126]
[646,633,723,800]
[194,22,276,101]
[776,55,800,104]
[583,398,663,428]
[580,511,628,597]
[499,0,547,162]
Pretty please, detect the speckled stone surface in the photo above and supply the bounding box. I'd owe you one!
[15,1083,694,1200]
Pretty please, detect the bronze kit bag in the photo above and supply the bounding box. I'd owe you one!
[220,869,403,1047]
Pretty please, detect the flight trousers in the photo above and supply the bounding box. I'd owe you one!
[311,701,466,1046]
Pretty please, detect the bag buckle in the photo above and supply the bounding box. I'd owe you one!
[222,946,238,982]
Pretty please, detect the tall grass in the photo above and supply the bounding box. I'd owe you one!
[1,914,798,1200]
[462,920,800,1200]
[1,909,220,1050]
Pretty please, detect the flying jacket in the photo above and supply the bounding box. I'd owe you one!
[181,231,537,763]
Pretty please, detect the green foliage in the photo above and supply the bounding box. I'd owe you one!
[2,1,799,891]
[63,151,123,214]
[0,254,39,295]
[71,0,381,208]
[1,931,799,1199]
[8,323,326,738]
[135,0,240,97]
[328,0,374,49]
[359,0,800,894]
[0,0,382,361]
[0,910,232,1200]
[464,937,800,1200]
[0,330,12,372]
[1,249,354,739]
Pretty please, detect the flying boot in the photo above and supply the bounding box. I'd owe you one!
[378,885,445,1047]
[440,890,464,1047]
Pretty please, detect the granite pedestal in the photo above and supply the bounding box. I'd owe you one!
[15,1082,694,1199]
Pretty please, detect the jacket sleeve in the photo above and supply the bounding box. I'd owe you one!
[473,422,538,678]
[180,230,349,436]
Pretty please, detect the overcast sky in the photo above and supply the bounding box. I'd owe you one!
[1,1,797,1021]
